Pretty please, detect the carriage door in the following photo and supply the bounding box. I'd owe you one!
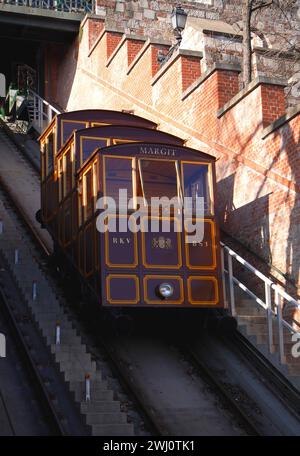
[137,158,184,305]
[99,155,139,305]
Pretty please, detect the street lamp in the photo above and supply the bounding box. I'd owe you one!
[157,5,188,66]
[171,5,188,42]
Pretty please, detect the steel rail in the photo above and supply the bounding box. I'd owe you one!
[95,334,163,436]
[225,329,300,418]
[179,343,262,436]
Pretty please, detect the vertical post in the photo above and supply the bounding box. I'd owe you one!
[32,280,37,300]
[275,288,285,364]
[265,281,273,353]
[32,93,36,123]
[14,249,19,265]
[55,321,61,345]
[38,98,43,132]
[47,104,52,123]
[227,250,236,316]
[220,246,227,309]
[85,374,91,401]
[0,221,3,235]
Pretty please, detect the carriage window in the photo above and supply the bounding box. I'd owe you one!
[139,160,179,202]
[41,142,46,181]
[83,169,93,221]
[182,163,212,215]
[104,157,133,207]
[63,149,73,197]
[78,178,83,227]
[46,132,54,176]
[58,158,63,203]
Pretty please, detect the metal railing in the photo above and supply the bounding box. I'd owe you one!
[0,0,94,13]
[221,242,300,364]
[29,90,61,133]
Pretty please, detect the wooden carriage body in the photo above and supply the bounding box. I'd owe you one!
[39,110,224,308]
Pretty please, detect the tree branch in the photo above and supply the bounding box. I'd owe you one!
[251,0,273,12]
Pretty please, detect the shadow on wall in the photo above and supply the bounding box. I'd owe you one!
[217,121,300,327]
[45,37,79,109]
[217,173,272,303]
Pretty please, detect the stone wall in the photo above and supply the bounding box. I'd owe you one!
[91,1,300,104]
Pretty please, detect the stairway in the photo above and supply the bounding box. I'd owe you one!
[234,286,300,388]
[0,195,134,436]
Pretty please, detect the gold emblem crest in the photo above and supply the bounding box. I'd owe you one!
[152,236,172,249]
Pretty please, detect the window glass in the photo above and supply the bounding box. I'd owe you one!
[182,163,212,215]
[139,160,178,201]
[104,157,133,207]
[41,142,46,181]
[84,169,93,221]
[82,138,107,164]
[47,132,54,176]
[58,158,63,202]
[78,179,83,227]
[64,150,73,196]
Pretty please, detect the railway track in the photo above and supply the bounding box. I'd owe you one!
[179,344,261,435]
[1,121,300,436]
[0,266,65,435]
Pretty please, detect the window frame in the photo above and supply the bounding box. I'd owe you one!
[180,160,214,216]
[102,155,135,211]
[137,158,183,209]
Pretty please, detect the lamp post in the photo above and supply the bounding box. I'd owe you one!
[157,5,188,66]
[171,5,188,43]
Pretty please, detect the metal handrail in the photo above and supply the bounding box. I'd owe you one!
[28,90,62,133]
[221,242,300,364]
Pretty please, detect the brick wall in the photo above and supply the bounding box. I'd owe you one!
[180,55,201,92]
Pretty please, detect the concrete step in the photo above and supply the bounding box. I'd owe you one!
[63,369,101,383]
[247,325,272,335]
[54,351,92,364]
[69,380,107,392]
[59,360,96,373]
[80,401,121,414]
[42,331,81,346]
[75,389,114,402]
[237,315,268,325]
[51,343,87,354]
[86,412,126,426]
[39,320,73,332]
[34,310,66,320]
[91,423,134,436]
[235,306,266,316]
[256,334,295,345]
